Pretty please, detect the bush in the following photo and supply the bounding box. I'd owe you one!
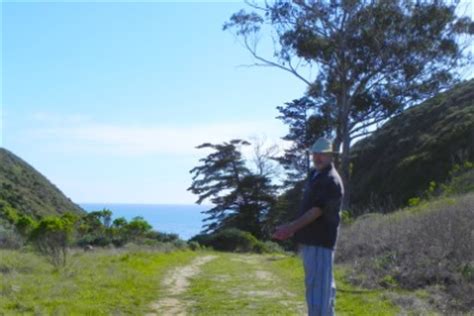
[0,222,23,249]
[442,169,474,196]
[146,231,180,243]
[188,241,201,251]
[30,216,73,266]
[253,240,285,254]
[190,228,260,252]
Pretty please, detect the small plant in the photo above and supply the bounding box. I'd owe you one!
[340,210,353,224]
[408,197,421,207]
[380,274,398,288]
[460,263,474,282]
[188,241,201,251]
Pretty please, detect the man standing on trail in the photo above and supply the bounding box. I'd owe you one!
[272,137,344,316]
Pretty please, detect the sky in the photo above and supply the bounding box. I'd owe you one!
[1,1,473,205]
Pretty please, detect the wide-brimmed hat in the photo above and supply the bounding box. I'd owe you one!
[310,137,333,153]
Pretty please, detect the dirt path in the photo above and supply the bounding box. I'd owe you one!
[146,255,217,316]
[187,253,307,315]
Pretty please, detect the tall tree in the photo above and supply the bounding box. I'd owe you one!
[276,96,333,184]
[188,139,277,238]
[224,0,473,208]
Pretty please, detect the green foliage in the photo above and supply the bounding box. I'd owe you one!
[30,215,74,266]
[190,228,260,253]
[253,240,284,254]
[14,214,37,237]
[74,211,159,247]
[340,210,354,224]
[147,231,179,243]
[351,80,474,212]
[0,201,20,224]
[225,1,473,209]
[187,241,201,251]
[460,263,474,282]
[275,97,330,183]
[126,216,152,239]
[380,274,398,288]
[408,197,421,207]
[0,221,23,249]
[190,229,282,254]
[441,162,474,196]
[189,140,277,238]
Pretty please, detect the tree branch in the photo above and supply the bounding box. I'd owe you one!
[350,129,374,140]
[350,114,388,134]
[243,37,313,86]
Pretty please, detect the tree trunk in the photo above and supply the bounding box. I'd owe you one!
[333,135,342,170]
[340,128,351,211]
[338,76,352,210]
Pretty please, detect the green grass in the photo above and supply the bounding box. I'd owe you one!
[0,248,198,315]
[185,252,399,315]
[333,266,400,315]
[186,253,305,315]
[0,249,401,315]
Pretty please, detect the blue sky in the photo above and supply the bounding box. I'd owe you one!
[1,1,473,204]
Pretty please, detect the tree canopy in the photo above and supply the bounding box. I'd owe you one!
[188,140,277,238]
[224,0,473,207]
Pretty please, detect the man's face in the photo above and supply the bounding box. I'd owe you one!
[312,152,332,171]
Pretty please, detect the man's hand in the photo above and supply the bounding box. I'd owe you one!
[271,207,323,241]
[272,224,294,241]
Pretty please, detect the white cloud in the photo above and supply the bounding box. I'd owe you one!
[26,113,291,157]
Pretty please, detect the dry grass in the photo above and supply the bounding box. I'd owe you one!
[336,193,474,313]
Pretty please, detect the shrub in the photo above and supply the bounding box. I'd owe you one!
[340,210,354,224]
[188,241,201,251]
[190,228,259,252]
[30,215,73,266]
[15,214,37,237]
[442,169,474,196]
[253,240,284,254]
[0,222,23,249]
[146,231,180,243]
[126,216,152,241]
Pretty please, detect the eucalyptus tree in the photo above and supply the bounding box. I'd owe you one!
[224,0,473,207]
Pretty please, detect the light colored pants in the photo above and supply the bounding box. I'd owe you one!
[300,245,336,316]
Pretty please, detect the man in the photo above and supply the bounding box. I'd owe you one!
[272,137,344,316]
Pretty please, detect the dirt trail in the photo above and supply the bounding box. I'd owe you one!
[146,255,217,316]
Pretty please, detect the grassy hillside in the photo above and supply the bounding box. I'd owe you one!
[350,79,474,209]
[0,148,85,219]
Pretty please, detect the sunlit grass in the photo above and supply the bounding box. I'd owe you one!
[186,252,399,315]
[0,248,198,315]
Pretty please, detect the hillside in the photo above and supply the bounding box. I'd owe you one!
[350,79,474,209]
[336,192,474,313]
[0,148,85,218]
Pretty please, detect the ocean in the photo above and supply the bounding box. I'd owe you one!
[80,203,209,240]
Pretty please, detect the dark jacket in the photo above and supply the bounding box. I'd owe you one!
[293,163,344,249]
